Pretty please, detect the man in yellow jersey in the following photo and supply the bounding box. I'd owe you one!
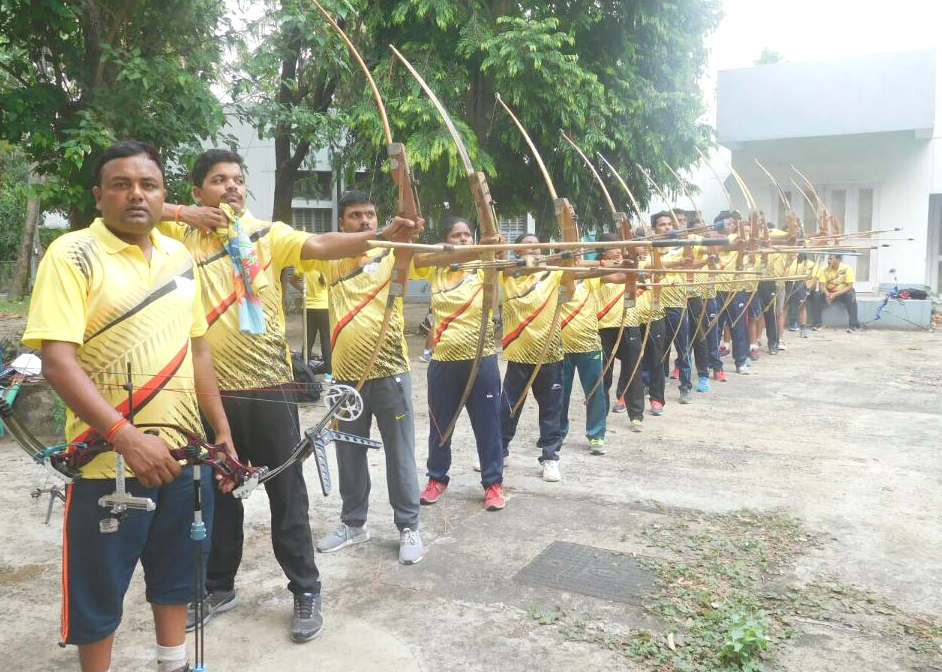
[292,267,331,371]
[302,190,425,564]
[816,254,861,331]
[162,153,417,639]
[634,240,668,415]
[23,141,234,672]
[712,211,752,374]
[560,275,607,454]
[595,234,644,429]
[651,212,693,404]
[500,233,565,482]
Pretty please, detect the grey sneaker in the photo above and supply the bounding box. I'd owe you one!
[185,589,237,632]
[316,523,370,553]
[291,592,324,642]
[679,389,692,404]
[398,527,425,565]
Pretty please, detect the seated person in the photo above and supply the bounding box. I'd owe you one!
[817,254,860,332]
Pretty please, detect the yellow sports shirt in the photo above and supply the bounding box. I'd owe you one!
[501,270,564,364]
[23,220,207,479]
[656,247,688,307]
[560,278,602,354]
[296,268,329,310]
[818,262,855,291]
[159,212,310,391]
[412,266,496,361]
[595,279,638,329]
[306,248,410,382]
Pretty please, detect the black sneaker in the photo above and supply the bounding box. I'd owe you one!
[186,589,237,632]
[291,592,324,642]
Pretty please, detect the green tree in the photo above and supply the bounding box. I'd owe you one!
[0,0,231,227]
[0,141,28,261]
[345,0,721,235]
[230,0,355,223]
[755,48,784,65]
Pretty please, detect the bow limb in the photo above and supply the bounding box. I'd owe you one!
[559,132,630,406]
[496,95,578,417]
[388,46,499,447]
[312,1,422,392]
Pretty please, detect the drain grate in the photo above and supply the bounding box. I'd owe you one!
[514,541,655,603]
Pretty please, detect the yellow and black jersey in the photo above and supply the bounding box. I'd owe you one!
[159,212,310,391]
[634,286,664,324]
[500,270,563,364]
[560,278,601,354]
[297,268,328,310]
[595,279,633,329]
[306,248,410,382]
[412,266,496,361]
[818,262,855,291]
[23,220,207,479]
[656,247,688,307]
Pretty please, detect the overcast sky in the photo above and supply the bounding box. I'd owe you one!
[703,0,942,115]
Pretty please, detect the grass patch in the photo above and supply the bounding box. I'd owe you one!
[0,297,29,315]
[552,509,941,671]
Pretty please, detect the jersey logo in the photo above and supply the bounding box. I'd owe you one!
[395,413,407,421]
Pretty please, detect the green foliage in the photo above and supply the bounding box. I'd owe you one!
[236,0,720,235]
[754,48,784,66]
[0,0,231,227]
[720,611,769,670]
[0,297,29,315]
[345,0,722,236]
[0,142,28,259]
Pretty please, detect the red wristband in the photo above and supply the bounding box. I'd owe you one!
[104,417,129,442]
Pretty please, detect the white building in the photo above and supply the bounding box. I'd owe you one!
[716,48,940,297]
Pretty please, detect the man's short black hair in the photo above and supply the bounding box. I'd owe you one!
[192,149,244,187]
[95,140,164,186]
[337,190,374,218]
[598,232,620,243]
[650,210,672,227]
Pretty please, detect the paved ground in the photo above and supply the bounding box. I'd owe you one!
[1,307,940,670]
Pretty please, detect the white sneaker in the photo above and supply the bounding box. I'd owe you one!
[472,452,481,472]
[542,459,561,482]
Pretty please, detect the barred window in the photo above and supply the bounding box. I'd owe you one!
[292,208,333,233]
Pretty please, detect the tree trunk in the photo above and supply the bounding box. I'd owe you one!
[8,172,43,300]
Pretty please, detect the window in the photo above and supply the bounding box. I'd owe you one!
[292,208,333,233]
[499,214,529,241]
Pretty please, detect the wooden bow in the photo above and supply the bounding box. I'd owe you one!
[389,45,500,447]
[559,131,632,406]
[312,0,423,391]
[496,94,579,417]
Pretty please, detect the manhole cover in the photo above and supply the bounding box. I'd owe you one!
[514,541,655,604]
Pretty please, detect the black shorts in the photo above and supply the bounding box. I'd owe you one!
[60,465,213,645]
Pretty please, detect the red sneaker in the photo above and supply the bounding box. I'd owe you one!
[650,400,664,416]
[713,370,728,382]
[420,479,447,505]
[670,367,679,380]
[484,483,506,511]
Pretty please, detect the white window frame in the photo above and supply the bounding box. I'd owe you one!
[822,184,879,293]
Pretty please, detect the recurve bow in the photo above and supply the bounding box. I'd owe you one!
[495,94,579,417]
[389,46,500,447]
[559,131,632,405]
[312,0,423,392]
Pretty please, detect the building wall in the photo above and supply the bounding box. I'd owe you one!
[729,132,932,287]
